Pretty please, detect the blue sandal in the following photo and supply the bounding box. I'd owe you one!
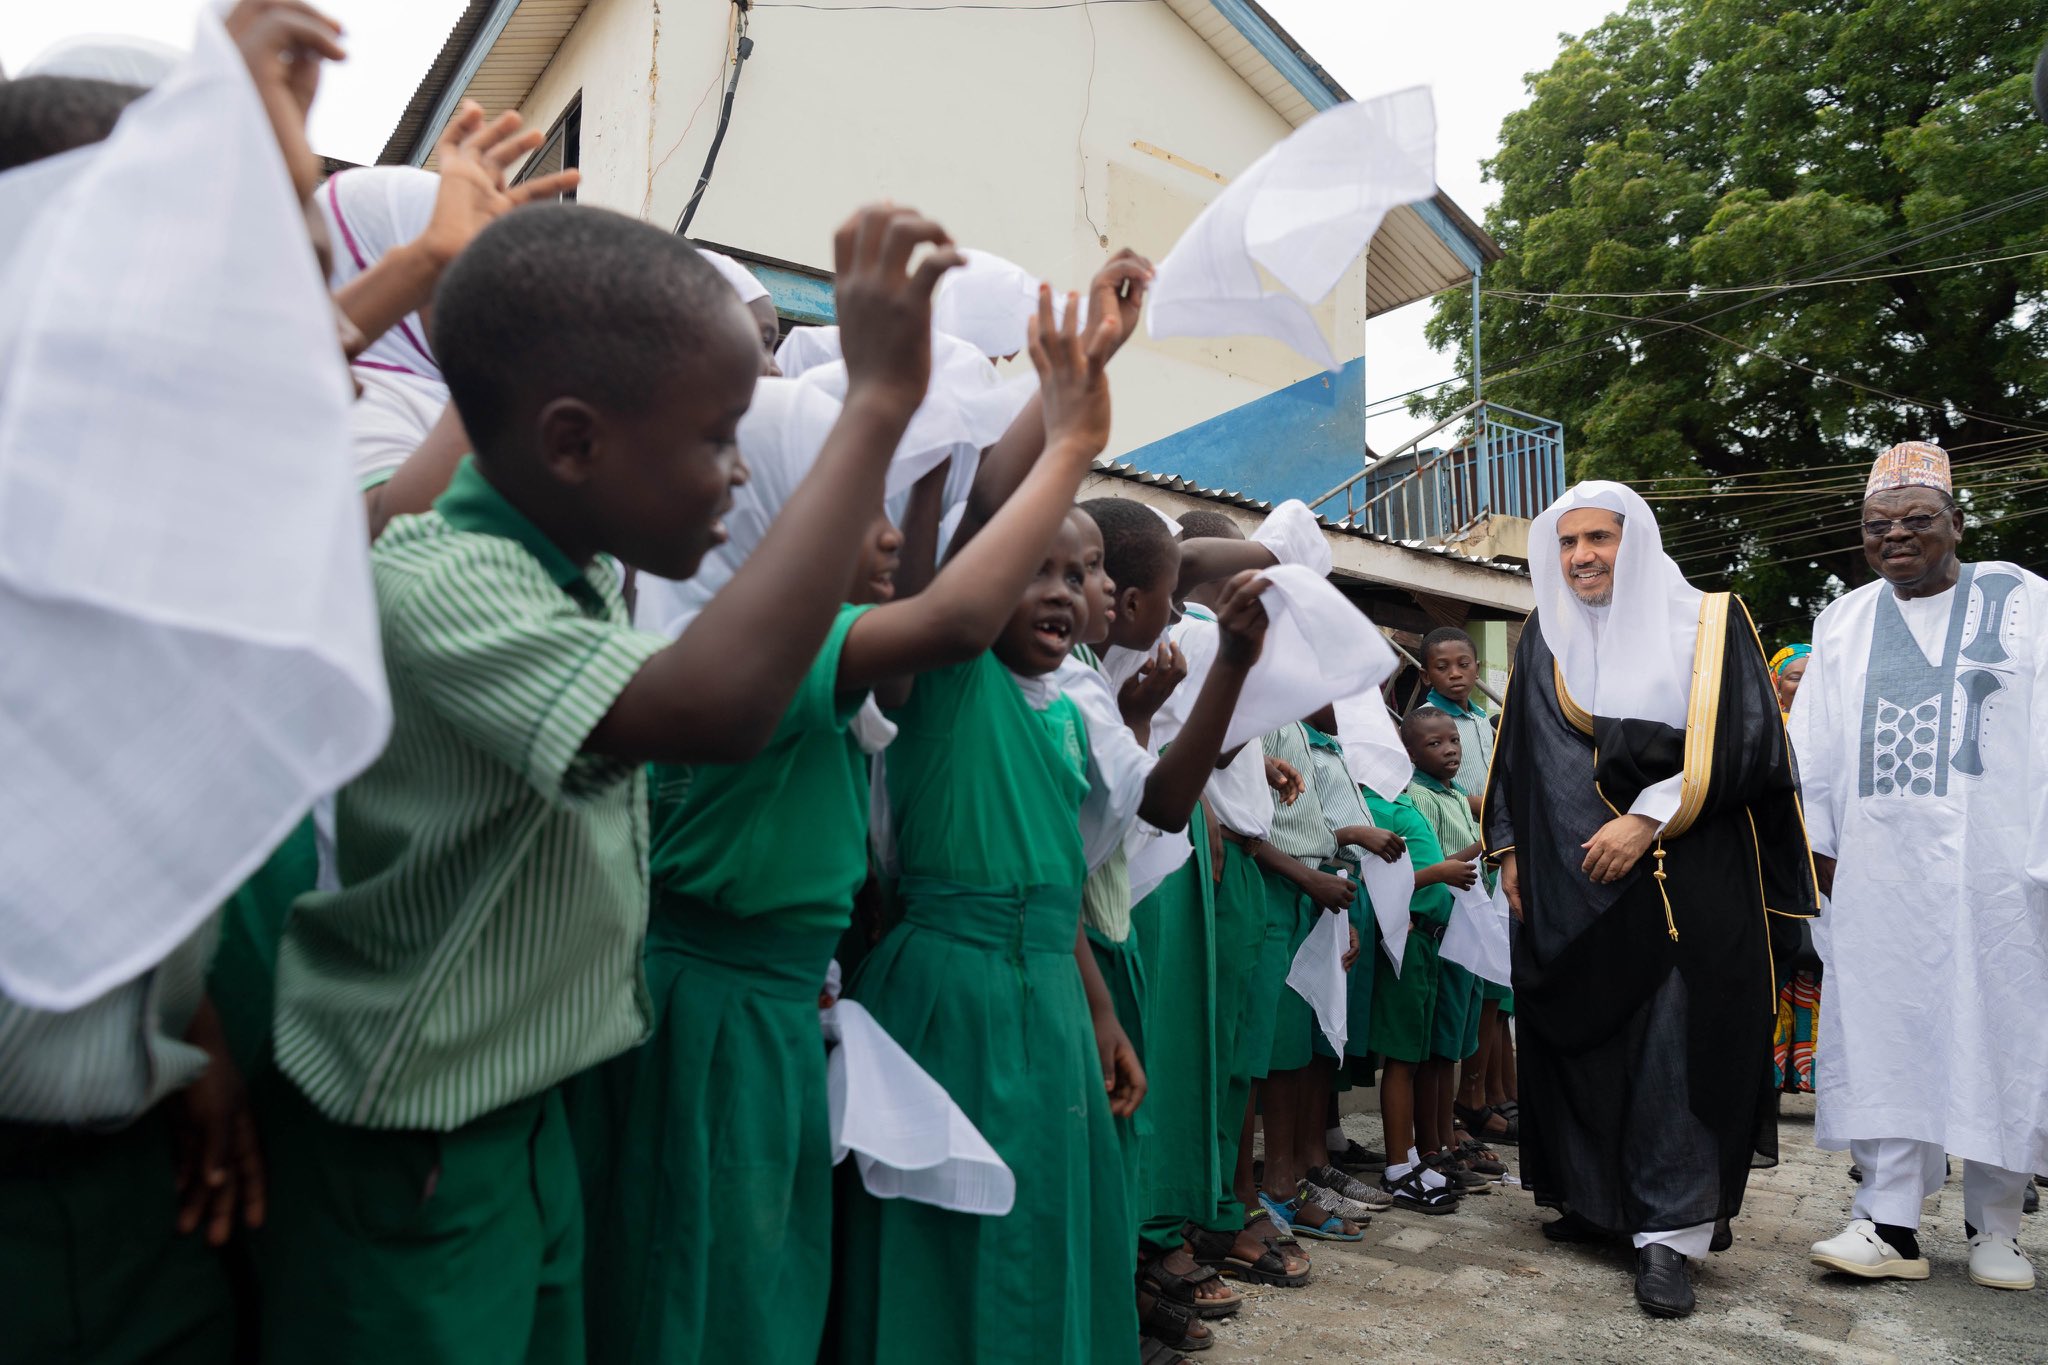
[1259,1191,1364,1242]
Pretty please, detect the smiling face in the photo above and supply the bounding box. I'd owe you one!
[1861,487,1963,599]
[1556,508,1623,607]
[561,301,763,581]
[1403,711,1463,783]
[994,516,1088,676]
[1068,510,1117,648]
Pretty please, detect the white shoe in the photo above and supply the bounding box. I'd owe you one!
[1968,1234,2036,1291]
[1810,1219,1930,1280]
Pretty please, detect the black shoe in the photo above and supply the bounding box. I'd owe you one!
[1635,1244,1695,1318]
[2026,1183,2039,1216]
[1709,1217,1733,1253]
[1541,1210,1610,1244]
[1332,1140,1386,1175]
[1848,1164,1862,1183]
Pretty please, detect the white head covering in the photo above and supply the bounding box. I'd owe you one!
[1148,85,1436,372]
[931,248,1039,359]
[315,166,448,486]
[0,9,389,1010]
[774,324,842,378]
[1527,480,1703,730]
[698,247,769,305]
[21,34,184,87]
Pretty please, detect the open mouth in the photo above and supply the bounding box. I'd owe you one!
[1031,615,1073,650]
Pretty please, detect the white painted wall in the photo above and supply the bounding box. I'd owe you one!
[510,0,1367,461]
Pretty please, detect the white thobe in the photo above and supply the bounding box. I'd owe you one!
[1788,562,2048,1176]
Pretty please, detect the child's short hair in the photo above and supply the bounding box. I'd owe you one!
[0,75,144,171]
[1420,625,1476,659]
[1400,704,1455,744]
[430,204,740,458]
[1176,508,1243,541]
[1077,498,1176,592]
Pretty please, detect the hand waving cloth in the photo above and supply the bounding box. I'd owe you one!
[0,12,389,1009]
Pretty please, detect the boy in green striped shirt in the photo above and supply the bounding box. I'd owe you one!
[258,203,965,1364]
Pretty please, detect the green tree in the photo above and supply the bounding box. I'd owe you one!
[1426,0,2048,633]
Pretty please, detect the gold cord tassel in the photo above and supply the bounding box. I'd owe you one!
[1652,842,1678,941]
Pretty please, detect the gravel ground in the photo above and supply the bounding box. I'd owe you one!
[1198,1094,2046,1363]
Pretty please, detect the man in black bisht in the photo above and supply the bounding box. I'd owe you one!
[1482,481,1819,1318]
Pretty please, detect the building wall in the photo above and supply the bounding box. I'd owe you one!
[506,0,1368,462]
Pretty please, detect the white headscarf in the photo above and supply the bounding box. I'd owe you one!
[930,248,1039,360]
[316,166,446,486]
[699,248,769,304]
[0,9,389,1010]
[1527,480,1703,730]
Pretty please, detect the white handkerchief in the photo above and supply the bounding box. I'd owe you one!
[1359,838,1414,977]
[1221,565,1398,751]
[1149,87,1438,371]
[1148,504,1184,537]
[822,999,1016,1216]
[0,12,389,1009]
[1251,500,1332,577]
[1334,689,1413,803]
[1441,873,1513,988]
[1287,894,1351,1058]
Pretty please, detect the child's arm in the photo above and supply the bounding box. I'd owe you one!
[1136,572,1269,833]
[1445,839,1483,864]
[1417,858,1479,891]
[1175,536,1278,598]
[1333,824,1406,862]
[588,208,962,764]
[1075,920,1146,1118]
[1466,791,1485,820]
[338,104,578,365]
[367,401,470,540]
[941,252,1150,557]
[835,280,1122,688]
[1253,841,1356,912]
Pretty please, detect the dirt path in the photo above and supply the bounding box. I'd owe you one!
[1200,1095,2044,1362]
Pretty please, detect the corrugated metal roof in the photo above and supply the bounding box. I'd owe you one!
[377,0,593,167]
[1088,459,1528,578]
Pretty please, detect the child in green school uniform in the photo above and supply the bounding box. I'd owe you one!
[836,295,1273,1365]
[1364,722,1477,1216]
[257,202,963,1365]
[568,288,1135,1365]
[1402,706,1508,1193]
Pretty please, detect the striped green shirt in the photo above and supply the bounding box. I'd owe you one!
[274,457,667,1131]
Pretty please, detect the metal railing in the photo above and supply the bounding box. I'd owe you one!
[1309,401,1565,543]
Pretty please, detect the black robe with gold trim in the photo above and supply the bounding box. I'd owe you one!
[1482,594,1818,1235]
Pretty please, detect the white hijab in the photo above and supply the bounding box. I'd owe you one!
[0,10,389,1009]
[315,166,446,485]
[930,248,1039,360]
[1527,480,1703,730]
[699,248,769,304]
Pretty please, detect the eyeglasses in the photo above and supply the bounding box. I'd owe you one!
[1861,514,1942,538]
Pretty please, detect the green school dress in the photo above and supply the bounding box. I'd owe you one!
[1083,843,1150,1227]
[1251,869,1315,1077]
[1365,792,1451,1065]
[1206,837,1269,1234]
[1406,774,1489,1063]
[207,815,319,1075]
[837,651,1133,1365]
[568,604,871,1365]
[1132,804,1219,1252]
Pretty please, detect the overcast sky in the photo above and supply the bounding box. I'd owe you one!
[1,0,1621,449]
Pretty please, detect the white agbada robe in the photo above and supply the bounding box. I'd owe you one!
[1788,562,2048,1176]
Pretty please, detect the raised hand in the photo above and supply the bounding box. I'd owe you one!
[832,206,965,413]
[1088,248,1152,361]
[225,0,346,202]
[1030,283,1119,459]
[1117,640,1187,728]
[415,101,581,268]
[1212,569,1270,667]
